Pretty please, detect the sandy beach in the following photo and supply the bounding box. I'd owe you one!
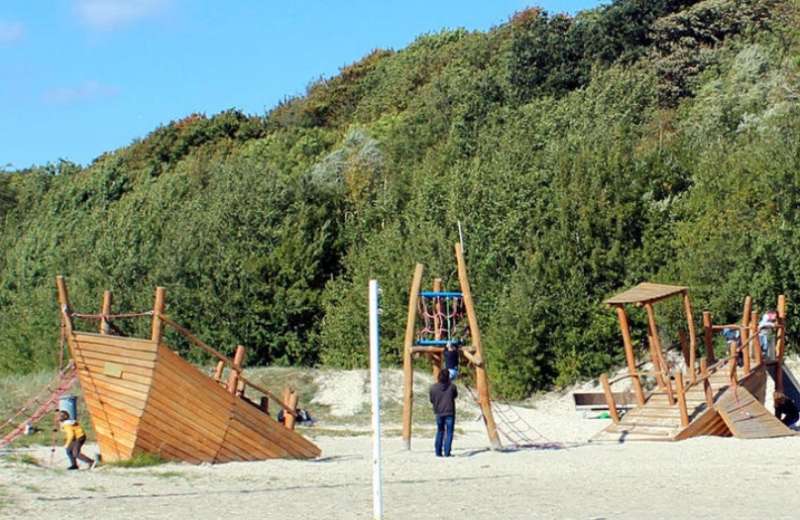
[3,378,800,520]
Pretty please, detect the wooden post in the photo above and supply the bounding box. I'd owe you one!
[99,290,112,335]
[682,292,698,384]
[402,263,424,450]
[679,329,689,366]
[151,286,166,344]
[701,358,714,409]
[55,276,74,336]
[599,373,620,424]
[728,341,738,388]
[213,360,225,383]
[259,396,269,415]
[226,345,246,394]
[776,294,787,392]
[285,390,299,430]
[741,296,752,373]
[455,242,501,450]
[702,311,715,363]
[675,372,689,427]
[752,310,762,367]
[431,278,443,382]
[644,303,673,405]
[614,306,645,405]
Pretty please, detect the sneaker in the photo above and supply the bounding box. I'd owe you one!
[67,465,79,470]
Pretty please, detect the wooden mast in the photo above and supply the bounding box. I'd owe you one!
[702,311,715,363]
[402,263,424,450]
[55,275,73,336]
[455,242,500,450]
[151,286,166,343]
[776,295,787,392]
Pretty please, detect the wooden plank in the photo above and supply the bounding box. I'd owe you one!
[600,374,619,424]
[71,349,157,369]
[604,283,687,305]
[74,342,158,361]
[73,332,158,352]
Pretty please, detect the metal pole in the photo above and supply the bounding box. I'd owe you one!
[369,280,383,520]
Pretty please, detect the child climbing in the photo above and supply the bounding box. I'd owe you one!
[429,369,457,457]
[774,392,799,427]
[56,410,95,470]
[444,341,459,380]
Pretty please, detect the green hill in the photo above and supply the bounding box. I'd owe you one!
[1,0,798,398]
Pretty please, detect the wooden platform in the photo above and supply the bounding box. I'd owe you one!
[69,331,321,463]
[594,366,795,442]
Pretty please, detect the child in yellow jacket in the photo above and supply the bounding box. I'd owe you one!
[57,410,95,470]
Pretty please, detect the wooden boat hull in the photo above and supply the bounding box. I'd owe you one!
[68,331,320,463]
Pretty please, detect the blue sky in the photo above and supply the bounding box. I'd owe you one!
[1,1,604,169]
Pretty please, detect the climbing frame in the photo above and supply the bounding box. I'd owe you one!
[401,243,501,450]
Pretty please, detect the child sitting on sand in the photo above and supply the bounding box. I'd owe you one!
[56,410,95,470]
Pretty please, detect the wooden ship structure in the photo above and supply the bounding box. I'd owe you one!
[595,282,797,442]
[402,243,501,450]
[56,276,321,463]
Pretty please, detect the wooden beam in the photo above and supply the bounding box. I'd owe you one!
[100,290,113,335]
[226,345,246,394]
[614,305,645,406]
[741,296,752,373]
[751,310,762,367]
[151,287,166,343]
[285,390,299,430]
[213,360,225,383]
[432,278,443,382]
[728,342,738,388]
[682,292,697,384]
[644,303,673,405]
[675,372,689,427]
[701,358,714,410]
[599,374,620,424]
[402,263,424,450]
[455,242,500,450]
[55,275,74,336]
[461,349,483,367]
[702,311,715,363]
[776,294,787,392]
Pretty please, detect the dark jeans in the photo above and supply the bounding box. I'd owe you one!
[66,436,93,468]
[435,415,455,457]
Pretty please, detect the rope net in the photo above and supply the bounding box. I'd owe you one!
[416,293,469,345]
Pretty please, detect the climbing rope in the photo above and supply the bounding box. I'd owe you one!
[0,363,77,449]
[461,371,564,450]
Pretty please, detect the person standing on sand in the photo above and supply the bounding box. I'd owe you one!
[429,369,457,457]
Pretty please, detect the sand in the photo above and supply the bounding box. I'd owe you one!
[4,383,800,520]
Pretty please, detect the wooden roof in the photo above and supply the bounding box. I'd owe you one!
[604,282,687,306]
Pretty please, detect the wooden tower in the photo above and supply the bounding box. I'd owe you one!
[401,243,501,450]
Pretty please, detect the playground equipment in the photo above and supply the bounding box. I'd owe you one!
[402,243,501,449]
[55,276,320,463]
[594,282,796,442]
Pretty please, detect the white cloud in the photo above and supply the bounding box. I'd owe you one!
[0,21,24,44]
[74,0,171,30]
[43,80,120,105]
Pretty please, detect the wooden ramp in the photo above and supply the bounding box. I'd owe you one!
[594,366,794,442]
[715,386,795,439]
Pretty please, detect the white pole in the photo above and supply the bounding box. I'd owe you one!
[369,280,383,520]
